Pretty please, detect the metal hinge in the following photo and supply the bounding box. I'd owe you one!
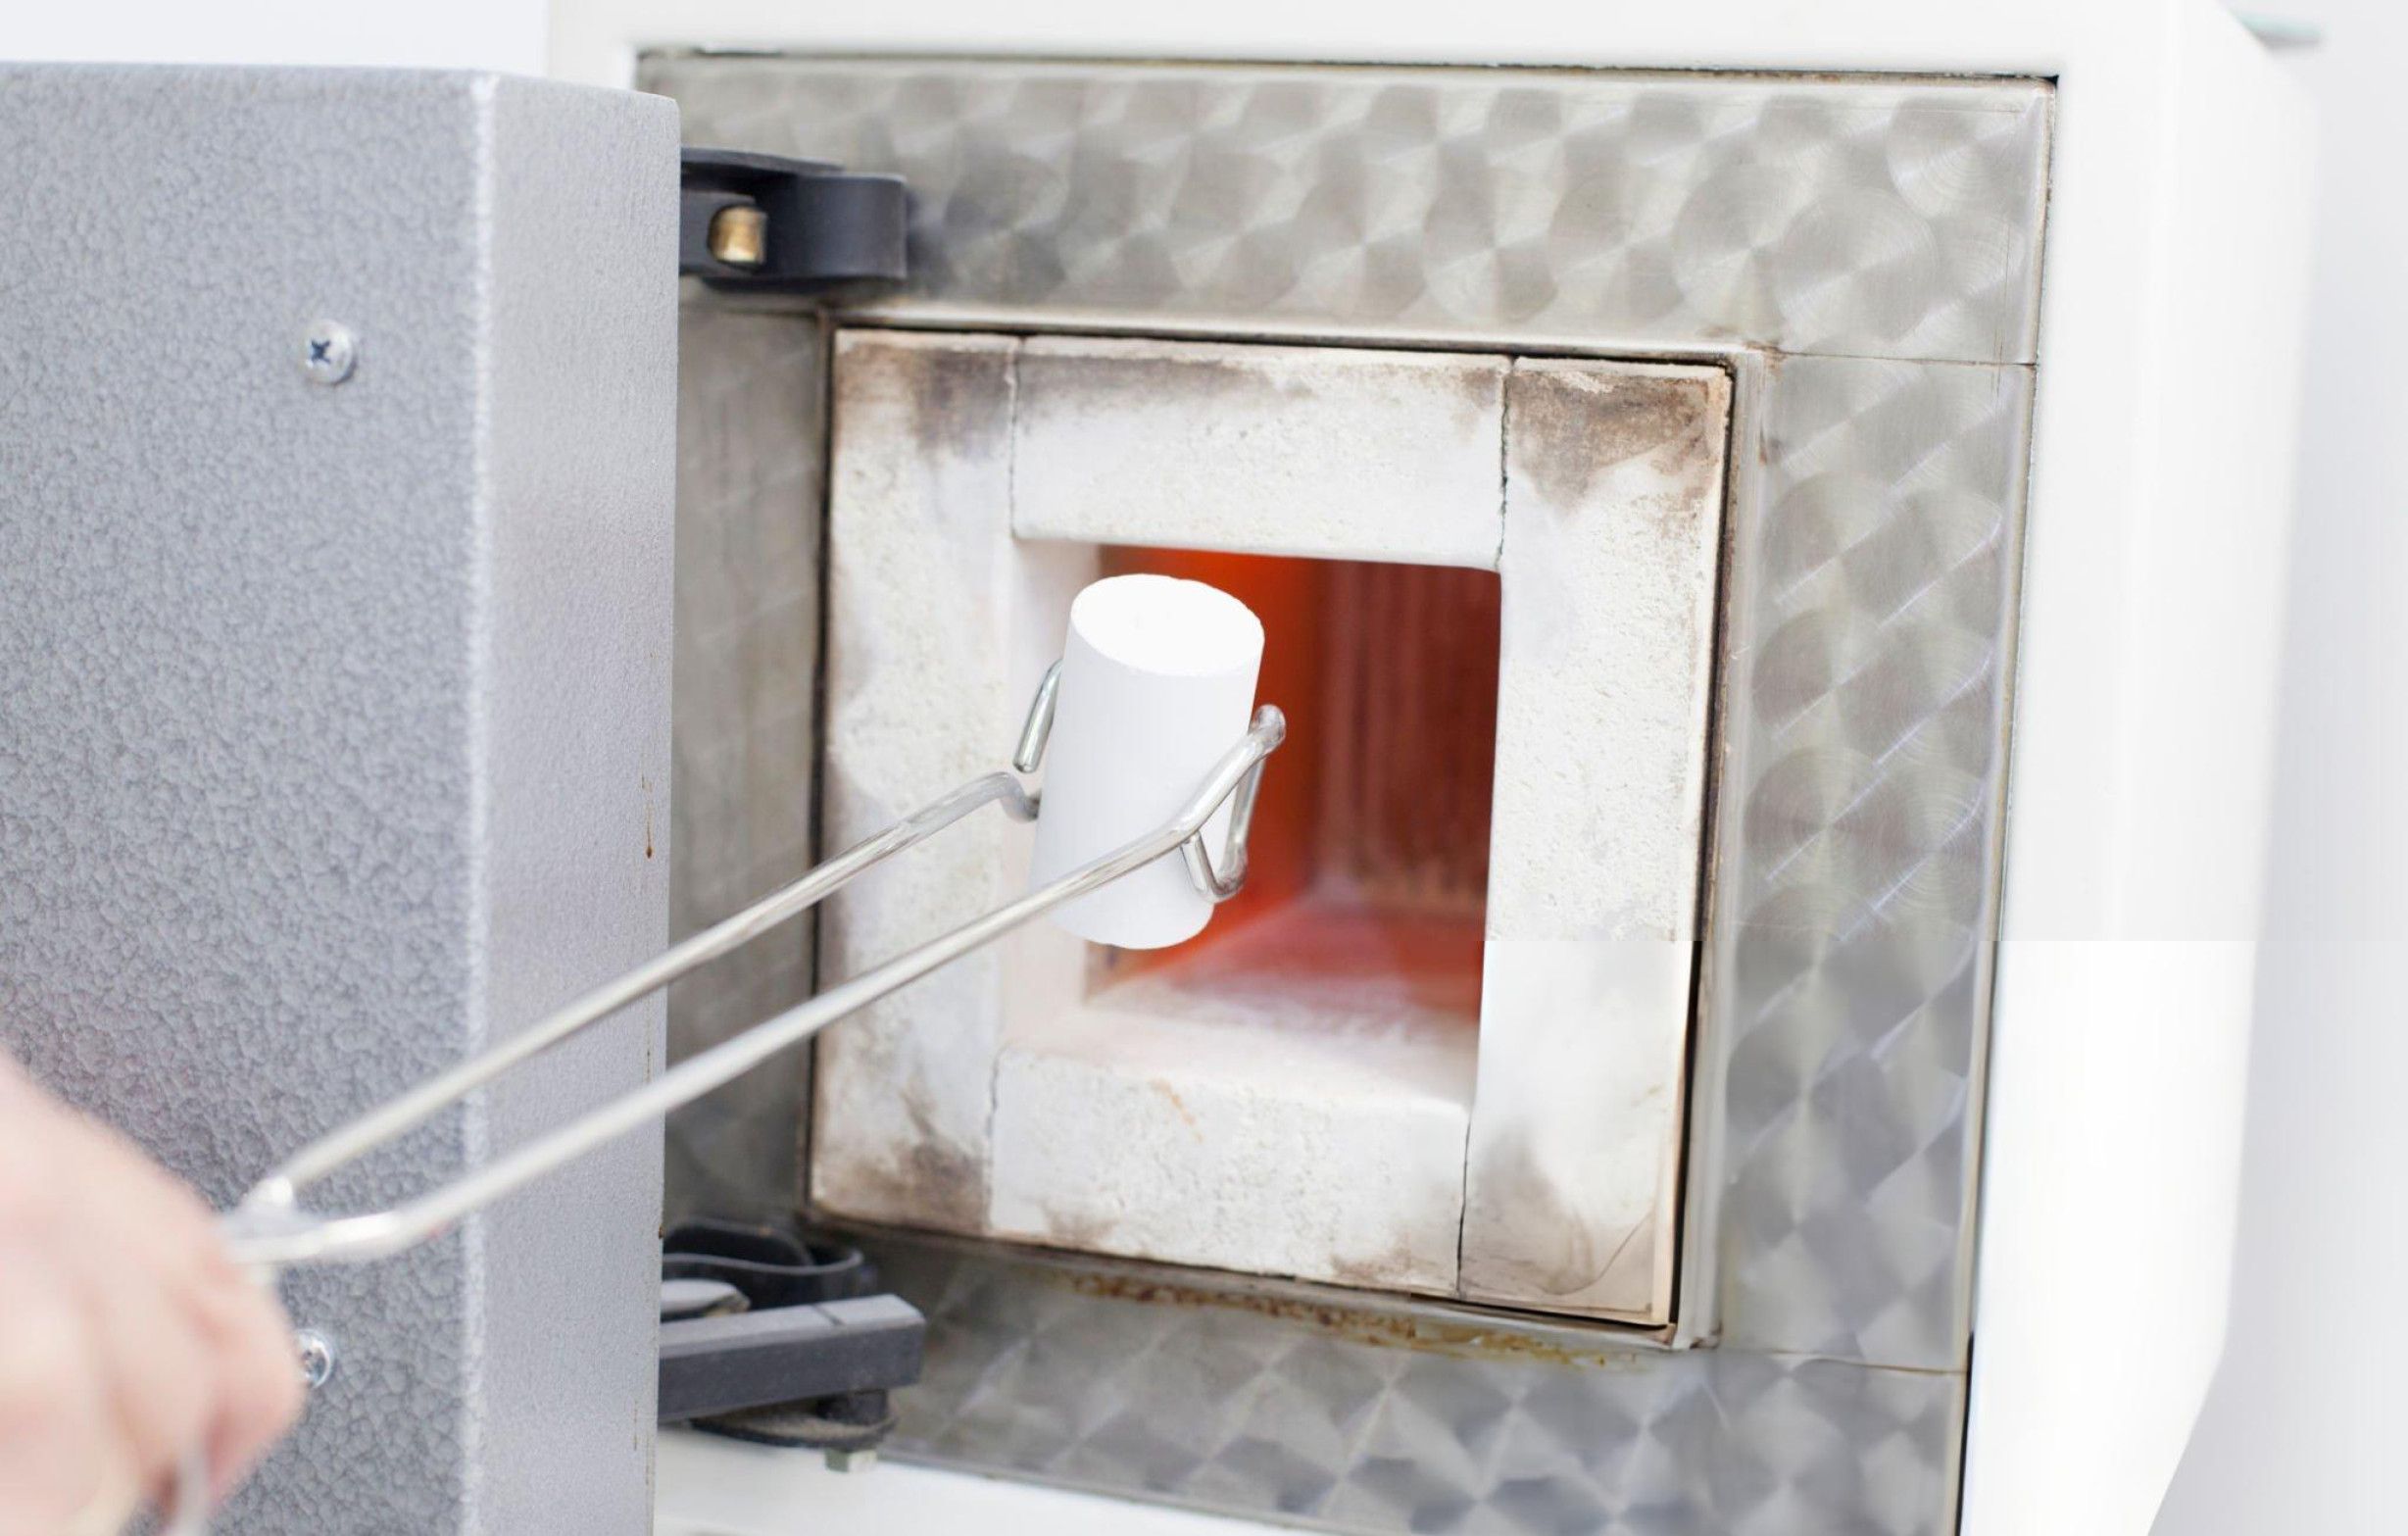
[679,147,909,294]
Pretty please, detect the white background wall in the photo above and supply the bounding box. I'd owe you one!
[3,3,2401,1530]
[2152,2,2408,1530]
[0,0,546,72]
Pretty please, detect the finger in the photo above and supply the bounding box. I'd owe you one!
[59,1221,217,1502]
[0,1251,128,1536]
[60,1106,222,1283]
[195,1270,302,1503]
[39,1090,298,1511]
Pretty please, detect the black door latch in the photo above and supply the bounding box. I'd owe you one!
[657,1218,924,1462]
[680,148,908,294]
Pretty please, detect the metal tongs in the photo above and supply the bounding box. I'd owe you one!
[155,669,1284,1532]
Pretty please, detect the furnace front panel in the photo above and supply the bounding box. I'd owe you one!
[651,54,2046,1535]
[811,329,1725,1327]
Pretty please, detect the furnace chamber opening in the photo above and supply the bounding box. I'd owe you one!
[818,327,1725,1312]
[1086,547,1501,1034]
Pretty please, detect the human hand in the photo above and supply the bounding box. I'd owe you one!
[0,1056,302,1535]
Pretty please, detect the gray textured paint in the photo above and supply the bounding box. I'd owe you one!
[0,67,676,1531]
[650,54,2047,1536]
[663,308,827,1227]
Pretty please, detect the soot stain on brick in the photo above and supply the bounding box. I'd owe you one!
[835,332,1014,480]
[1026,1202,1117,1254]
[1326,1238,1436,1292]
[897,339,1015,458]
[830,1086,986,1232]
[1462,1128,1653,1309]
[1508,368,1725,522]
[1020,348,1319,422]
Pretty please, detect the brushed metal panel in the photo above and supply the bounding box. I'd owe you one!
[643,56,2049,365]
[869,1241,1962,1536]
[665,307,828,1225]
[1708,356,2034,1368]
[648,52,2046,1536]
[831,355,2030,1532]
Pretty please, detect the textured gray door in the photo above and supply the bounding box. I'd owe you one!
[0,67,677,1532]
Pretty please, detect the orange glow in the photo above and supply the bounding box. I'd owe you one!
[1093,548,1500,1026]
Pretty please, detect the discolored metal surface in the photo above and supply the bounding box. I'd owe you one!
[647,53,2047,1536]
[663,307,829,1225]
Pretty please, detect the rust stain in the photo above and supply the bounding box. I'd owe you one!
[1154,1078,1197,1131]
[1061,1270,1658,1369]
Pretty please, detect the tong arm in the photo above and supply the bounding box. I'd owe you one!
[219,702,1284,1271]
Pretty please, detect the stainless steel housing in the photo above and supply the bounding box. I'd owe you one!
[648,54,2047,1535]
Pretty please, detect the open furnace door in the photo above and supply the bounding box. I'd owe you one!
[0,66,678,1532]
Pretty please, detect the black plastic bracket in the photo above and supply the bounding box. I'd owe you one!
[679,147,908,295]
[658,1295,924,1425]
[655,1220,924,1447]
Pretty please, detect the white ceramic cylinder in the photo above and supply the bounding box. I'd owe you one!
[1028,574,1264,948]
